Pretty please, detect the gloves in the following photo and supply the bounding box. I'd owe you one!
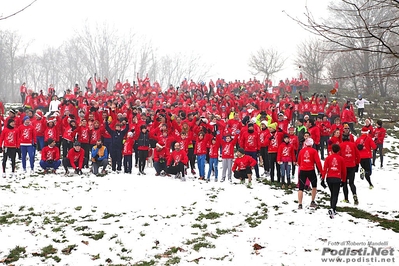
[355,165,359,173]
[340,182,344,187]
[321,179,327,189]
[0,147,2,153]
[47,159,54,164]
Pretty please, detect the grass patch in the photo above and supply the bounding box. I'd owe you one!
[82,230,105,240]
[245,206,268,228]
[133,260,156,266]
[0,212,15,225]
[216,228,237,235]
[191,223,208,230]
[165,256,181,265]
[74,206,82,211]
[3,246,26,263]
[196,211,223,221]
[61,244,77,255]
[102,212,121,219]
[193,241,216,251]
[337,206,399,233]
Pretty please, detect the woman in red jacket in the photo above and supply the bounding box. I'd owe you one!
[297,138,323,209]
[0,119,19,178]
[355,127,377,189]
[277,134,296,188]
[321,144,347,218]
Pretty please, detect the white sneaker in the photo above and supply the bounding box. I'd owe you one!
[2,173,6,178]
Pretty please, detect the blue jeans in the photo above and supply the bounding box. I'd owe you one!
[197,154,206,178]
[36,136,45,151]
[207,158,218,180]
[154,161,166,174]
[21,145,35,170]
[40,160,61,170]
[280,162,292,184]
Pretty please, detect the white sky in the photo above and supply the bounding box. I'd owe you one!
[1,0,330,84]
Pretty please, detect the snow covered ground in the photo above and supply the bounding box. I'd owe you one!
[0,138,398,265]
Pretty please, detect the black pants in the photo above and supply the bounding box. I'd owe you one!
[138,149,148,172]
[134,142,139,166]
[327,178,341,211]
[154,161,167,174]
[62,157,88,171]
[268,153,281,182]
[319,136,329,160]
[2,147,17,172]
[342,167,356,200]
[260,147,269,172]
[188,147,196,170]
[167,162,185,177]
[372,143,383,167]
[360,158,373,186]
[123,154,132,173]
[292,150,298,176]
[245,151,259,178]
[298,170,317,191]
[81,143,91,168]
[234,167,252,179]
[358,108,364,118]
[110,149,122,171]
[62,139,73,158]
[21,92,26,104]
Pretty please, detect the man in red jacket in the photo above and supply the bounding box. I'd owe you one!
[297,138,323,209]
[372,120,386,168]
[239,123,261,180]
[167,142,188,181]
[321,144,347,218]
[39,138,61,174]
[356,127,377,189]
[0,119,19,178]
[62,141,87,176]
[18,116,36,175]
[232,148,257,187]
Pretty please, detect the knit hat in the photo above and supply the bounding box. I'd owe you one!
[248,123,254,128]
[365,118,371,124]
[9,109,16,114]
[73,141,81,146]
[156,143,164,149]
[47,138,55,145]
[35,110,43,118]
[268,122,277,130]
[377,120,383,126]
[237,148,245,155]
[7,118,15,126]
[23,116,30,122]
[361,127,369,134]
[261,120,268,126]
[305,138,314,146]
[283,134,290,139]
[297,118,304,124]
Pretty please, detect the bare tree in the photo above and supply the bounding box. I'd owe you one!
[0,0,38,21]
[295,38,329,84]
[248,47,286,80]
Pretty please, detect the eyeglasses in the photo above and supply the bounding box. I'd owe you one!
[344,128,350,130]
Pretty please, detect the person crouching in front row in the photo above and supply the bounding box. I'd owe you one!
[167,142,188,181]
[232,148,257,187]
[62,141,88,176]
[39,138,61,174]
[91,139,108,176]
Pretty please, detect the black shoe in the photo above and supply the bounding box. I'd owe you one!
[140,171,146,175]
[298,204,303,210]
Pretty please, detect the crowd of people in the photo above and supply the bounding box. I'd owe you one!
[0,73,387,217]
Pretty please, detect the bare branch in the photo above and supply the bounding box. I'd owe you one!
[0,0,38,21]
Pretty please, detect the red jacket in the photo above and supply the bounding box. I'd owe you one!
[373,127,386,145]
[89,127,103,144]
[307,125,320,145]
[66,148,85,169]
[232,155,257,171]
[277,142,296,163]
[32,117,46,137]
[259,128,270,148]
[167,149,188,166]
[208,137,221,159]
[297,146,323,172]
[355,134,377,159]
[41,146,60,161]
[221,137,238,159]
[153,147,169,162]
[122,137,135,156]
[339,141,360,168]
[289,134,299,152]
[76,126,91,144]
[239,131,260,152]
[18,124,36,145]
[0,127,19,148]
[322,153,347,182]
[268,131,284,153]
[44,126,59,142]
[195,134,210,155]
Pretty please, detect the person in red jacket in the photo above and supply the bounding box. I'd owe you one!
[153,142,169,176]
[341,105,357,135]
[76,118,91,168]
[340,133,361,205]
[167,142,189,181]
[267,122,283,182]
[39,138,61,174]
[372,120,386,168]
[306,118,320,152]
[321,144,347,218]
[277,134,296,188]
[258,120,270,177]
[207,136,221,182]
[232,148,257,187]
[318,115,331,160]
[20,82,27,103]
[18,116,36,175]
[0,119,19,178]
[296,137,323,209]
[239,122,261,180]
[32,110,46,151]
[221,134,238,182]
[123,131,135,174]
[62,141,87,176]
[356,127,377,189]
[195,131,210,180]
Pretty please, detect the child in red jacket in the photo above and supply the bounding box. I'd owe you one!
[277,134,296,188]
[207,136,221,182]
[232,148,257,187]
[123,131,135,173]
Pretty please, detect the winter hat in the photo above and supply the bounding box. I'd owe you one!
[47,138,55,145]
[23,116,30,122]
[248,123,254,128]
[305,138,314,147]
[377,120,383,126]
[35,110,43,118]
[237,148,245,155]
[283,134,290,139]
[7,118,15,126]
[156,143,164,149]
[297,118,304,124]
[365,118,371,124]
[47,118,56,124]
[268,122,277,131]
[73,141,81,147]
[9,109,16,114]
[127,131,134,137]
[261,120,268,126]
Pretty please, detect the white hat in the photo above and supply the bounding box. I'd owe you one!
[156,143,164,149]
[305,138,314,146]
